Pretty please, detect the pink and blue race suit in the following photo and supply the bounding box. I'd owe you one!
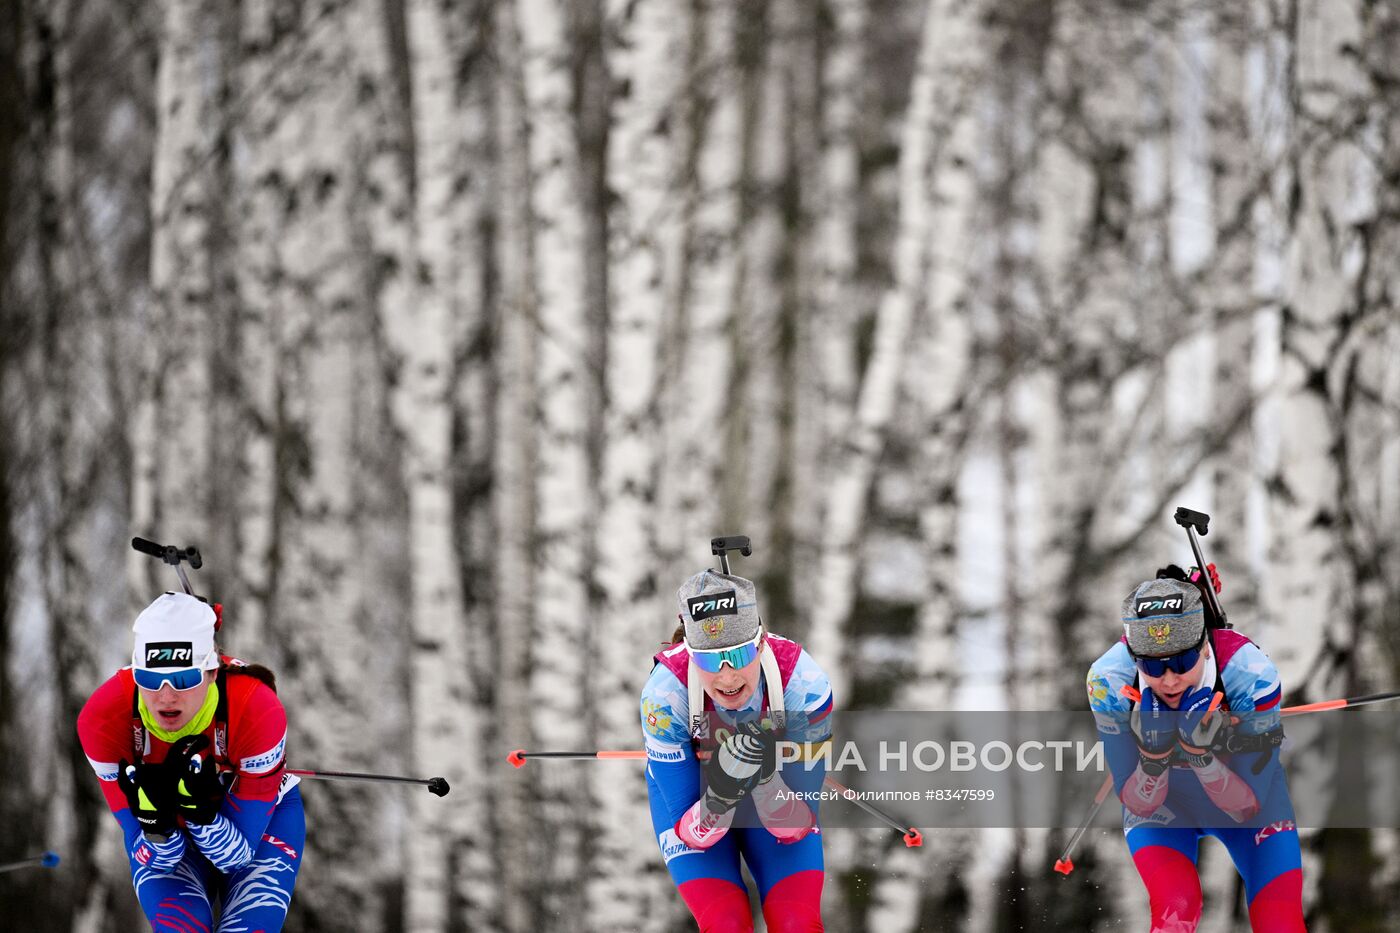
[642,634,833,932]
[1087,630,1304,932]
[78,661,304,932]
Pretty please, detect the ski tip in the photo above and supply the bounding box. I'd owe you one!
[427,777,451,797]
[903,829,923,848]
[1054,858,1074,875]
[507,749,527,769]
[42,852,60,868]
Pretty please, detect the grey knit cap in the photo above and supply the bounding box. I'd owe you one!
[677,570,761,650]
[1121,577,1207,657]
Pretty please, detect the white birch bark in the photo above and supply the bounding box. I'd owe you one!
[1264,0,1370,691]
[491,4,541,926]
[29,3,137,926]
[807,0,983,708]
[226,2,409,924]
[228,0,282,662]
[130,0,218,575]
[787,0,866,617]
[652,0,741,588]
[867,268,975,930]
[398,0,489,927]
[1027,4,1149,924]
[588,0,687,925]
[508,0,597,922]
[1207,4,1262,619]
[724,0,788,547]
[804,0,864,558]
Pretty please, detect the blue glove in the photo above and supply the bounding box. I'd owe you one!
[1177,686,1226,764]
[1130,688,1178,775]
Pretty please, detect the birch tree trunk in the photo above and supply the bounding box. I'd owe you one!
[721,0,782,550]
[397,0,491,926]
[226,2,412,925]
[588,0,688,924]
[130,0,226,569]
[652,0,741,586]
[1265,0,1368,695]
[808,0,984,710]
[31,3,136,928]
[490,2,540,925]
[1208,4,1263,618]
[508,0,599,923]
[794,0,866,622]
[1028,2,1151,925]
[866,219,977,933]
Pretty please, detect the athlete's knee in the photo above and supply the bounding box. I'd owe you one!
[152,897,214,932]
[1247,868,1304,933]
[761,870,824,933]
[678,878,753,933]
[1132,846,1202,932]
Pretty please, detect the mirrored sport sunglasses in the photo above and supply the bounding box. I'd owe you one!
[690,632,763,674]
[1132,639,1206,678]
[132,666,206,692]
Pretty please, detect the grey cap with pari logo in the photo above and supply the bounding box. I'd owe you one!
[1121,577,1207,658]
[677,570,761,651]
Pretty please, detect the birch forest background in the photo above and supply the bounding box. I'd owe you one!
[2,0,1399,929]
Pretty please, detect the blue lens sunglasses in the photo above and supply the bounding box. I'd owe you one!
[133,666,207,691]
[1131,637,1208,678]
[690,631,763,674]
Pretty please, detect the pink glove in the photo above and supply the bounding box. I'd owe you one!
[674,796,736,850]
[1120,762,1170,818]
[750,778,817,844]
[1191,757,1261,823]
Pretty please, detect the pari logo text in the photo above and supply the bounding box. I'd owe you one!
[144,641,194,668]
[687,590,738,622]
[1135,596,1184,617]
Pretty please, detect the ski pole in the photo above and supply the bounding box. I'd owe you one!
[287,768,450,796]
[1055,687,1400,874]
[507,749,923,848]
[1053,775,1113,875]
[1280,690,1400,715]
[822,772,923,848]
[0,851,60,875]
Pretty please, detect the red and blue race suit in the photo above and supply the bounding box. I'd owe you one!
[1087,630,1304,932]
[77,660,304,932]
[643,634,833,932]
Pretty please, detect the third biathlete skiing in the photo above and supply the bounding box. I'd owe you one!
[642,569,833,932]
[77,592,305,931]
[1087,566,1305,932]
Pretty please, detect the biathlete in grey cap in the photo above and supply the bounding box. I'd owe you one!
[1085,565,1304,932]
[640,569,834,931]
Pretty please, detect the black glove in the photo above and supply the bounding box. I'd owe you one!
[704,722,769,812]
[117,759,178,836]
[165,734,226,825]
